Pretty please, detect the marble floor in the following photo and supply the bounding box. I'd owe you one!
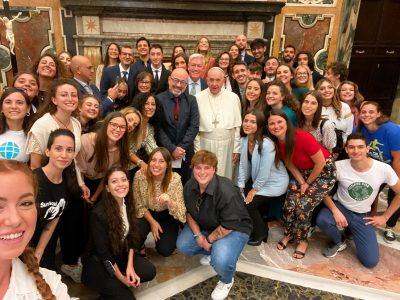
[65,197,400,300]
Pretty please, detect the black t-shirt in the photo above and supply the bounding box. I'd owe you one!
[184,175,252,235]
[34,168,67,230]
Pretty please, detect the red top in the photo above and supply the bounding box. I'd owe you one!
[278,129,330,169]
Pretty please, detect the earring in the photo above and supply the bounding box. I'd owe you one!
[26,112,30,116]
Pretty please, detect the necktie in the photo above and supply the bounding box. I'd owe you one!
[173,97,180,123]
[154,70,159,86]
[190,82,196,95]
[84,84,93,95]
[122,71,128,81]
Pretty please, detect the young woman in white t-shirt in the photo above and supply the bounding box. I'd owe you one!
[0,87,31,162]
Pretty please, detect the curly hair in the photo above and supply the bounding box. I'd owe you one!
[315,78,342,119]
[213,51,232,77]
[265,80,299,112]
[102,166,140,254]
[31,53,65,80]
[338,80,364,108]
[0,87,32,134]
[293,50,315,71]
[20,247,55,300]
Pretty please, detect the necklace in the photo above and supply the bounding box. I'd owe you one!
[207,91,220,128]
[53,114,71,129]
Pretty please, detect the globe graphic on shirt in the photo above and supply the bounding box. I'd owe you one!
[0,141,20,159]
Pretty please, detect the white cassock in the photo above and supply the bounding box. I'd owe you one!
[195,88,242,179]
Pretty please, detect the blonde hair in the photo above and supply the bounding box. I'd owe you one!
[119,106,143,149]
[315,78,342,119]
[295,65,314,90]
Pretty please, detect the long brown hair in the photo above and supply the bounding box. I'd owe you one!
[0,87,32,134]
[102,166,140,254]
[120,106,143,149]
[240,109,266,156]
[31,53,65,80]
[243,78,266,114]
[266,109,296,166]
[265,80,299,112]
[298,90,323,130]
[146,147,173,199]
[89,112,130,173]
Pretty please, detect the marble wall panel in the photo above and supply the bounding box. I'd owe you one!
[335,0,361,64]
[13,9,52,72]
[283,14,333,72]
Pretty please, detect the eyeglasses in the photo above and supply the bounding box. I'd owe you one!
[296,72,308,76]
[139,80,151,85]
[170,77,188,86]
[109,121,127,132]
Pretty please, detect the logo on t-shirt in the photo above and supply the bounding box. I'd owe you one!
[0,141,20,159]
[348,182,373,201]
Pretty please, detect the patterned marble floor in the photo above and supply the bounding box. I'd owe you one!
[66,197,400,300]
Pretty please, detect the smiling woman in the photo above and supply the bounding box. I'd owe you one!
[133,147,186,257]
[0,160,70,299]
[75,111,130,205]
[0,87,32,162]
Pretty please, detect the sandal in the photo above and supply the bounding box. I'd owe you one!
[277,236,293,250]
[293,241,308,259]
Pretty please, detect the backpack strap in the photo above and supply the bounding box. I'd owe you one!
[319,118,328,134]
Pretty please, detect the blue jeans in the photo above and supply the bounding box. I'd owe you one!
[176,224,249,283]
[316,201,379,268]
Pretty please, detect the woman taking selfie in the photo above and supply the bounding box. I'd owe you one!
[0,160,70,299]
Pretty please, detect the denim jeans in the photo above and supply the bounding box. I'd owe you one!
[176,224,249,283]
[316,201,379,268]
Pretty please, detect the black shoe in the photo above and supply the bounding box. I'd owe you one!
[247,234,268,246]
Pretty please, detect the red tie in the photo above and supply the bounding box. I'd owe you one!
[173,97,180,122]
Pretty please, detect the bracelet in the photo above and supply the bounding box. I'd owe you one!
[193,232,202,239]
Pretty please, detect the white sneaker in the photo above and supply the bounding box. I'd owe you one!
[61,264,82,283]
[199,255,211,266]
[211,278,234,300]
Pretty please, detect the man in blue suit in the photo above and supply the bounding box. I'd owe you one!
[100,45,137,100]
[157,68,199,184]
[70,55,101,99]
[186,54,208,96]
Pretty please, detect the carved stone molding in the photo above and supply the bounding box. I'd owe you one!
[60,0,285,21]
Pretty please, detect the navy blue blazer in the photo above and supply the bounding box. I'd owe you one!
[146,64,171,95]
[243,53,255,65]
[156,90,199,160]
[73,79,101,100]
[99,64,137,99]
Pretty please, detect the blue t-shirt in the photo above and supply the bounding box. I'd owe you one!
[360,121,400,165]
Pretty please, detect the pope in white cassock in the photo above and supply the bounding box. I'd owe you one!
[195,67,242,180]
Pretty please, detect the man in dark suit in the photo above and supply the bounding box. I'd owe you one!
[70,55,101,99]
[100,45,136,100]
[147,44,170,94]
[132,36,151,73]
[186,54,208,96]
[156,68,199,184]
[235,34,255,64]
[231,61,249,108]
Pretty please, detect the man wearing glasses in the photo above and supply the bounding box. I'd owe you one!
[157,68,199,184]
[100,45,136,101]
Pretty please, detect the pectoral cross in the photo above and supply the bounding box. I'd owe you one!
[212,118,219,128]
[0,0,36,74]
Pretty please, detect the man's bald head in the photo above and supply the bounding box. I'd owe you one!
[71,55,94,83]
[169,67,189,96]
